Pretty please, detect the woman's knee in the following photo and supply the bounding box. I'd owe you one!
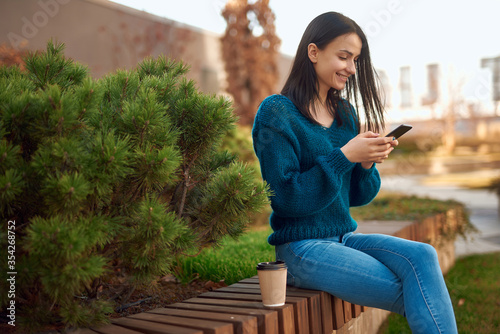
[418,241,437,256]
[411,241,439,265]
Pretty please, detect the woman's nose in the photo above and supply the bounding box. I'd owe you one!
[346,60,357,74]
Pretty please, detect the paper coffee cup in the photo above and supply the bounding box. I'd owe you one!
[256,261,287,307]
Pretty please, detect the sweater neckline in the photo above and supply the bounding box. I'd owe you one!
[320,119,337,130]
[280,95,339,130]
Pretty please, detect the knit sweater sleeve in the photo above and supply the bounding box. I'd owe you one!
[252,97,355,217]
[344,101,381,207]
[349,163,381,207]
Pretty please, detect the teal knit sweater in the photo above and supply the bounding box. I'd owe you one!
[252,95,381,246]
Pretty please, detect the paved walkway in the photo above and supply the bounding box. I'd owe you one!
[380,174,500,257]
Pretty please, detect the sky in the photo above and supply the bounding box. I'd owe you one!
[111,0,500,119]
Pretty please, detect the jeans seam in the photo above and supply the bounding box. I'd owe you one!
[284,242,302,259]
[360,247,442,334]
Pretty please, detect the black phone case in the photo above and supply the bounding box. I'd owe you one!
[385,124,412,139]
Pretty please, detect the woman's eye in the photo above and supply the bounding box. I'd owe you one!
[339,57,347,60]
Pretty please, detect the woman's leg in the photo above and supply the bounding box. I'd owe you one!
[345,233,457,334]
[275,234,406,315]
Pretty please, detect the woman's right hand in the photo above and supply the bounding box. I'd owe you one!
[340,131,397,164]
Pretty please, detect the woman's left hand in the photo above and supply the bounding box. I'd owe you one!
[360,136,399,169]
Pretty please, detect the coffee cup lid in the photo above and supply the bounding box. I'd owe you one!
[256,261,287,270]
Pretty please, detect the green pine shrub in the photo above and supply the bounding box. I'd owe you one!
[0,41,270,331]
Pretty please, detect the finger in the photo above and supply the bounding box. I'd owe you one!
[374,147,393,159]
[376,153,390,163]
[373,136,395,144]
[360,131,380,138]
[386,136,397,143]
[372,145,394,154]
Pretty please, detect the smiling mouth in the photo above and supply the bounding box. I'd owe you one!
[337,73,349,81]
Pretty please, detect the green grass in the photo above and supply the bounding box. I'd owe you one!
[351,193,466,222]
[173,227,275,285]
[379,252,500,334]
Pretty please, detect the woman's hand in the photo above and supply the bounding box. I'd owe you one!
[340,131,398,168]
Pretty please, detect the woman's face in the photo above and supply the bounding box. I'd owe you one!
[308,33,362,94]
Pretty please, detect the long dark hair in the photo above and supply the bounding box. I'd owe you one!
[281,12,385,133]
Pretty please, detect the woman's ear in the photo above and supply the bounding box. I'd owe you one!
[308,43,319,63]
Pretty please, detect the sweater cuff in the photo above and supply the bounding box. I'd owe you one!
[321,148,355,175]
[358,162,377,172]
[354,162,380,182]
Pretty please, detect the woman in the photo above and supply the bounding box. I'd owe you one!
[252,12,457,333]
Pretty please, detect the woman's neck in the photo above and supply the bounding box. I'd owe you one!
[311,97,334,127]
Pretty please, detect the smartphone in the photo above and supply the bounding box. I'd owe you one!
[385,124,412,139]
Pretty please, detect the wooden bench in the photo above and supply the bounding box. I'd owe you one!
[71,278,364,334]
[72,212,459,334]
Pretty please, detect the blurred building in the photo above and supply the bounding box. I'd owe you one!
[481,55,500,112]
[421,64,440,119]
[0,0,292,95]
[422,64,440,106]
[399,66,413,109]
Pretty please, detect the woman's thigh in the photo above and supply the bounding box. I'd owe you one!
[345,233,442,279]
[275,234,405,314]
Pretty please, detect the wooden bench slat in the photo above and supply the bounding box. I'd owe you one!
[146,307,258,334]
[66,328,100,334]
[111,317,203,334]
[216,286,265,294]
[128,312,233,334]
[163,302,276,334]
[286,286,364,334]
[352,303,363,318]
[181,298,294,334]
[238,277,260,284]
[319,291,333,334]
[285,290,322,334]
[331,296,345,330]
[91,323,144,334]
[343,300,353,324]
[229,283,262,289]
[285,297,309,334]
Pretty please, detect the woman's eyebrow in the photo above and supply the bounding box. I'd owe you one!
[339,49,360,57]
[339,49,354,55]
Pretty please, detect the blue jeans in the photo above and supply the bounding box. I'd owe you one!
[275,233,458,334]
